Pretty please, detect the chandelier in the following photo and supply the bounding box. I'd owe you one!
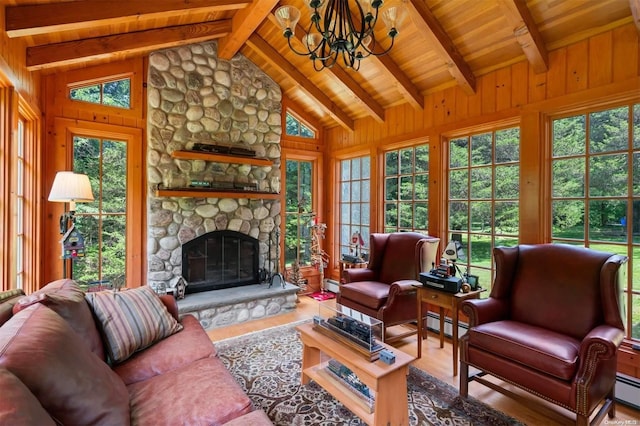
[274,0,407,71]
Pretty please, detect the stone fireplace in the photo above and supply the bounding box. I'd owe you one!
[182,230,259,293]
[146,41,297,328]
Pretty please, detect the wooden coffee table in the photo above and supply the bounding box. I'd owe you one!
[296,322,415,426]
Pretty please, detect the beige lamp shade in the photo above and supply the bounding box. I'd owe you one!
[48,171,94,210]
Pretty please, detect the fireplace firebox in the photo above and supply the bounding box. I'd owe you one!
[182,230,259,294]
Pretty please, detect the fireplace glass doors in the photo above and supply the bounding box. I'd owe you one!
[182,230,259,293]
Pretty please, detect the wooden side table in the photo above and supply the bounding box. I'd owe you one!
[297,322,415,426]
[415,285,484,376]
[338,260,367,283]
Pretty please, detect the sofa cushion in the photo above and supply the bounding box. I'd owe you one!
[0,303,130,425]
[86,286,183,364]
[114,314,216,385]
[0,368,56,425]
[0,289,24,326]
[128,356,253,426]
[339,281,389,310]
[13,279,105,360]
[468,320,581,380]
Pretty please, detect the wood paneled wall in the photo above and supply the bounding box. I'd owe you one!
[0,7,39,106]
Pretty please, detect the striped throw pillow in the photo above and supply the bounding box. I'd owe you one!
[85,286,183,364]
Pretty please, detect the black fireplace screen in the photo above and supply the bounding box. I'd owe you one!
[182,230,259,293]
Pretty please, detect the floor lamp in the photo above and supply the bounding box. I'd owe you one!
[48,171,95,278]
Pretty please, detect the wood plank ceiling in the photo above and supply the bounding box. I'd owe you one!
[4,0,638,130]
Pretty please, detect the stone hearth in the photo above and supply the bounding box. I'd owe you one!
[177,283,299,330]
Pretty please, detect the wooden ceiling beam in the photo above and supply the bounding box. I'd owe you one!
[6,0,247,38]
[218,0,279,60]
[265,13,386,123]
[26,20,232,71]
[246,34,354,131]
[373,53,424,110]
[407,0,476,95]
[498,0,549,73]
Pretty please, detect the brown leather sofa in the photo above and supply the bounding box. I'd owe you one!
[0,279,272,425]
[338,232,439,342]
[460,244,627,426]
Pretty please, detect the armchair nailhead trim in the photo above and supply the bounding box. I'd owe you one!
[577,342,607,415]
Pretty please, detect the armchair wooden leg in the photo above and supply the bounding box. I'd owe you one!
[576,414,588,426]
[459,361,469,397]
[607,388,616,419]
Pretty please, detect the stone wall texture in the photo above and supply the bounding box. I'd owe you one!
[146,41,282,291]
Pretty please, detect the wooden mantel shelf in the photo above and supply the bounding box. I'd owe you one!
[171,150,273,166]
[155,188,279,199]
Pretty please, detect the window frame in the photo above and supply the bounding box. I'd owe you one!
[444,124,521,292]
[5,94,42,293]
[285,111,317,139]
[53,118,144,287]
[71,133,129,287]
[281,150,323,271]
[381,141,430,234]
[548,102,640,343]
[53,59,143,121]
[68,76,132,110]
[337,155,372,261]
[284,158,314,267]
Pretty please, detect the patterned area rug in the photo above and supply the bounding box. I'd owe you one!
[214,321,523,426]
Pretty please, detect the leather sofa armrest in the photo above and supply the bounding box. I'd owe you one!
[342,268,377,283]
[160,295,180,321]
[461,298,509,327]
[578,325,624,362]
[390,279,420,293]
[574,325,624,400]
[386,280,419,306]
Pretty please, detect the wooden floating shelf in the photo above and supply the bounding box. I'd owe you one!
[171,150,273,166]
[155,189,280,199]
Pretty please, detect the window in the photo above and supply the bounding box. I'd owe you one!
[14,118,25,290]
[384,144,429,233]
[285,112,315,138]
[551,103,640,341]
[284,159,313,267]
[72,135,127,288]
[339,156,371,259]
[69,77,131,109]
[447,127,520,290]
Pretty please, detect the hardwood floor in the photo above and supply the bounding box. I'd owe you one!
[207,295,640,425]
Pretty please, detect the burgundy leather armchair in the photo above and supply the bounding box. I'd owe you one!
[337,232,439,342]
[460,244,626,426]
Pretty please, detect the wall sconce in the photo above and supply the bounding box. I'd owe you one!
[48,171,94,277]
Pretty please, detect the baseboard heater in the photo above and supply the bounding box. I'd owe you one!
[324,279,340,294]
[426,312,640,409]
[616,374,640,409]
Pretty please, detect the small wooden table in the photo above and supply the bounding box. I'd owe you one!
[297,322,415,426]
[415,285,484,376]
